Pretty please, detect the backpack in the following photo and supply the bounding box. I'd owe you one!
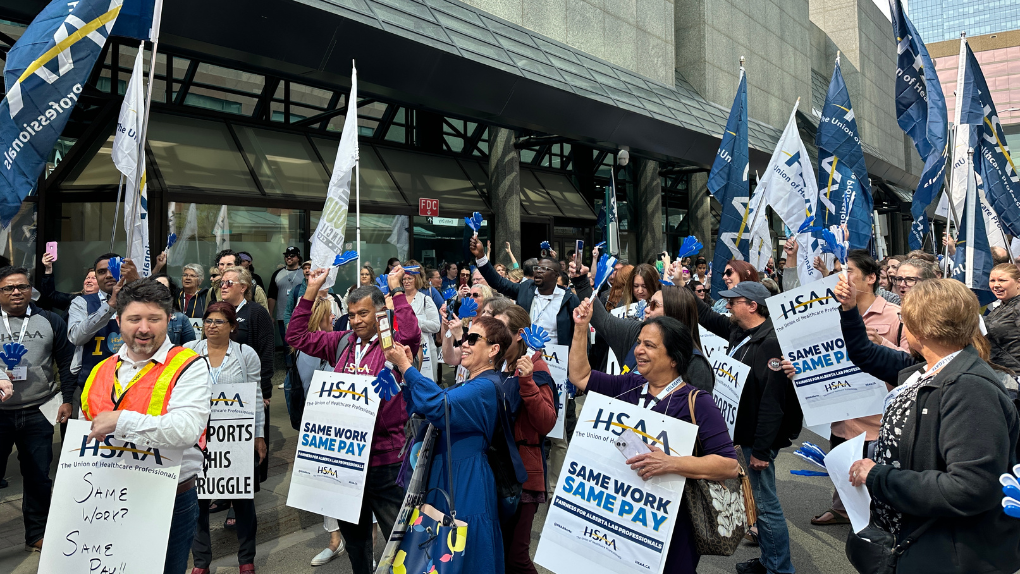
[477,371,528,517]
[288,332,354,431]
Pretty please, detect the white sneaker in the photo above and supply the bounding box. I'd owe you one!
[278,383,285,389]
[311,541,345,566]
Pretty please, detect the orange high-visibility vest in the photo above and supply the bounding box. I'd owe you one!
[81,346,201,421]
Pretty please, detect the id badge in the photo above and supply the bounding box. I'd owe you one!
[10,367,27,381]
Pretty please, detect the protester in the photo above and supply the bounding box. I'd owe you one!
[402,259,441,373]
[154,275,197,346]
[985,263,1020,371]
[346,264,376,298]
[0,266,74,551]
[39,252,97,313]
[890,257,938,298]
[495,263,508,277]
[211,251,269,309]
[80,278,211,574]
[695,281,799,574]
[442,262,459,290]
[284,261,313,323]
[385,257,401,274]
[507,268,524,283]
[268,246,306,345]
[384,316,511,574]
[425,267,446,310]
[848,279,1020,573]
[286,266,420,574]
[458,266,472,289]
[622,263,660,311]
[186,302,266,574]
[237,251,265,291]
[178,263,210,318]
[568,304,739,572]
[693,256,708,284]
[715,259,760,313]
[688,280,711,304]
[480,296,514,318]
[605,264,634,310]
[503,241,521,271]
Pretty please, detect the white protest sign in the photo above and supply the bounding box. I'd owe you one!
[606,348,623,376]
[39,419,183,573]
[702,343,750,440]
[698,325,729,359]
[544,343,570,440]
[765,274,886,426]
[610,303,641,319]
[419,337,435,381]
[287,371,379,523]
[198,383,256,499]
[189,318,204,339]
[824,433,871,532]
[535,392,697,574]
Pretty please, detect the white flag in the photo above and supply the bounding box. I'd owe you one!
[746,188,772,272]
[214,205,230,251]
[169,203,198,267]
[310,65,358,290]
[112,45,151,277]
[387,215,409,261]
[757,101,823,286]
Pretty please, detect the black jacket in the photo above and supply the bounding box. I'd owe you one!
[477,260,578,344]
[985,295,1020,372]
[866,346,1020,573]
[696,298,802,460]
[840,306,916,387]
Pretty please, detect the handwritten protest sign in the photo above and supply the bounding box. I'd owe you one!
[702,342,750,440]
[39,419,183,573]
[535,392,697,574]
[544,343,570,439]
[287,371,379,523]
[765,274,886,426]
[197,383,256,499]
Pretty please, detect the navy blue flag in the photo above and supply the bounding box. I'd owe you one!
[1,0,123,225]
[707,70,749,300]
[889,0,949,250]
[958,42,1020,239]
[951,153,996,306]
[815,59,874,251]
[111,0,156,41]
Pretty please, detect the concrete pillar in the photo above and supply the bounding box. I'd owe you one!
[688,172,713,261]
[633,158,663,265]
[488,127,521,267]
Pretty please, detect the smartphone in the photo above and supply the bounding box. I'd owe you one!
[45,241,58,261]
[573,240,583,272]
[614,428,652,460]
[377,310,394,349]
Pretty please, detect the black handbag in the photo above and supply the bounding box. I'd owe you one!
[845,519,936,574]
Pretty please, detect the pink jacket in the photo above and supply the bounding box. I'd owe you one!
[287,294,421,466]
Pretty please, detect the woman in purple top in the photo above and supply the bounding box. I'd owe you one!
[568,298,739,573]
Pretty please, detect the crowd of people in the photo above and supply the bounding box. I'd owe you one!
[1,231,1019,574]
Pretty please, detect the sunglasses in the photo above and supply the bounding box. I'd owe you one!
[222,279,240,288]
[695,288,705,293]
[470,293,483,299]
[723,269,735,277]
[463,332,490,346]
[647,300,661,310]
[460,272,470,277]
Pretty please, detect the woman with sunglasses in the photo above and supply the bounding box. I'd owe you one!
[186,302,266,574]
[384,317,514,573]
[712,260,759,313]
[687,280,713,306]
[567,301,738,574]
[571,262,714,392]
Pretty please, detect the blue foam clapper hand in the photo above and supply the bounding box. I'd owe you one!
[375,275,389,295]
[166,232,178,250]
[820,226,849,264]
[591,253,618,293]
[676,235,704,259]
[371,367,401,401]
[107,257,123,282]
[796,216,816,235]
[333,250,358,267]
[402,265,420,275]
[442,287,457,301]
[464,212,483,232]
[0,342,27,370]
[522,325,551,352]
[1002,467,1020,519]
[636,300,647,320]
[594,241,606,251]
[458,296,478,319]
[540,241,551,250]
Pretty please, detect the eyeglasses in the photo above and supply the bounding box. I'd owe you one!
[182,273,200,280]
[533,265,555,273]
[891,276,919,286]
[725,297,749,306]
[460,272,470,277]
[463,332,490,346]
[222,279,240,288]
[203,318,229,326]
[0,284,31,294]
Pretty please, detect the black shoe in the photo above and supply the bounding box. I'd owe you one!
[735,558,768,574]
[0,478,8,489]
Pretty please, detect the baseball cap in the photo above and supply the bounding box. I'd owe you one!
[284,246,301,257]
[718,281,771,307]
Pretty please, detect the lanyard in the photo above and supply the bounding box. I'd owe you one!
[531,293,555,324]
[113,360,157,400]
[728,335,751,358]
[204,344,230,385]
[922,351,960,379]
[1,307,30,345]
[640,376,684,409]
[883,351,961,411]
[353,336,377,368]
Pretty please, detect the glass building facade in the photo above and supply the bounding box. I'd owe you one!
[909,0,1020,43]
[933,44,1020,147]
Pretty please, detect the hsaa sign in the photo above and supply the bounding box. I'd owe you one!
[419,198,439,216]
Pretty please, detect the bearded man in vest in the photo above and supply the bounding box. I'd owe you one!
[81,278,211,574]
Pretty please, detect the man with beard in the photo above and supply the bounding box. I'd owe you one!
[80,278,210,574]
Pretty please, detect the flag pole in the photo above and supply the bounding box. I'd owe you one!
[112,174,124,251]
[354,61,362,274]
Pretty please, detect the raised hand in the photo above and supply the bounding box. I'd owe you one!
[568,260,590,279]
[468,236,485,259]
[306,268,331,293]
[834,272,856,311]
[573,298,593,327]
[120,258,140,283]
[387,265,404,292]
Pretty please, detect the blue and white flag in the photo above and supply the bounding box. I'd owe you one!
[815,58,873,251]
[889,0,949,250]
[0,0,123,226]
[707,69,749,299]
[110,0,156,41]
[954,39,1020,240]
[113,43,150,276]
[604,173,621,257]
[951,150,996,306]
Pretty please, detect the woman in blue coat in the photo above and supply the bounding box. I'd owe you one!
[385,315,512,574]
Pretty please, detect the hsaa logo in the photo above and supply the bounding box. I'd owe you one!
[583,527,617,550]
[75,434,170,464]
[211,391,245,407]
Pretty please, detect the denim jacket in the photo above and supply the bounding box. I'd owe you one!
[167,311,197,346]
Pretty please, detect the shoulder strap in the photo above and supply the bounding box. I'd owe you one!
[334,332,354,368]
[442,393,456,518]
[687,389,704,456]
